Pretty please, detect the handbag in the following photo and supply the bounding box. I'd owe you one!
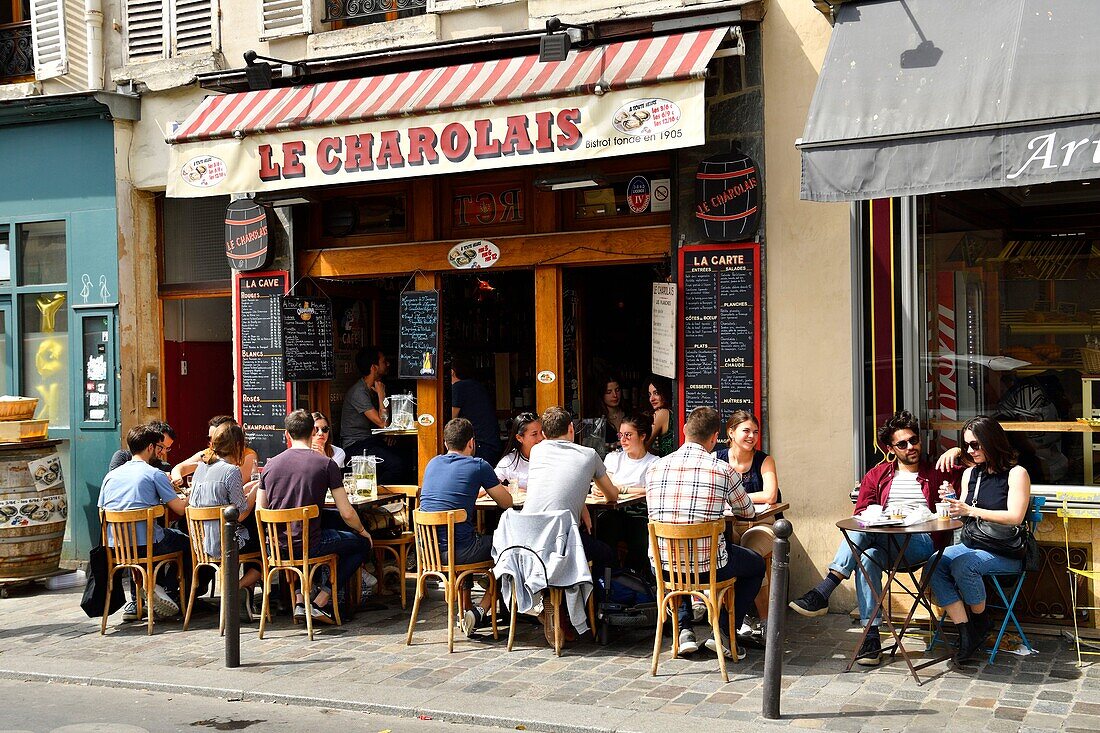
[958,473,1028,560]
[80,545,126,618]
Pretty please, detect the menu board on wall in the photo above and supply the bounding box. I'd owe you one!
[651,283,677,379]
[398,290,439,380]
[281,296,334,381]
[678,243,761,420]
[233,271,292,463]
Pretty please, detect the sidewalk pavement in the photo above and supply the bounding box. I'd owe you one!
[1,582,1098,733]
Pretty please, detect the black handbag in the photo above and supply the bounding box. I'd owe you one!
[958,472,1030,561]
[80,545,126,618]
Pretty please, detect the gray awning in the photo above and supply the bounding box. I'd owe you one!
[798,0,1100,202]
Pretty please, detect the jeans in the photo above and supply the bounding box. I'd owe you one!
[676,544,765,634]
[310,529,372,597]
[830,531,934,626]
[928,543,1022,607]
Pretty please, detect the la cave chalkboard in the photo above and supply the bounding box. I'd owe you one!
[234,271,291,463]
[281,296,335,382]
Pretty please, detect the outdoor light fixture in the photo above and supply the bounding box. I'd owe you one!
[539,17,589,63]
[243,50,306,90]
[534,173,607,191]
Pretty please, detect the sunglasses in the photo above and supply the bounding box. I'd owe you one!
[966,440,983,451]
[516,412,538,422]
[314,426,330,434]
[891,437,920,450]
[617,432,638,439]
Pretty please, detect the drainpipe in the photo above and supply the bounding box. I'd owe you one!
[84,0,104,90]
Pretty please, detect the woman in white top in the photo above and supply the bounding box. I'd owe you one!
[311,412,346,468]
[494,412,543,489]
[603,414,658,487]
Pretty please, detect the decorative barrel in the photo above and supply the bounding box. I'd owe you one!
[0,441,67,581]
[224,199,272,272]
[695,151,762,242]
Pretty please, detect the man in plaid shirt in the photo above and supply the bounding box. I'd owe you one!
[646,407,765,660]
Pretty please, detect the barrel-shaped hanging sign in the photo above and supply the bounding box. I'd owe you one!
[225,198,272,271]
[695,151,761,242]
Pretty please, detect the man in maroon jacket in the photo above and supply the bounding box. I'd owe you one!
[788,410,962,666]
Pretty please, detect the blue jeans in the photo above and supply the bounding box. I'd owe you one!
[831,531,934,626]
[928,543,1022,607]
[310,529,372,598]
[676,543,765,633]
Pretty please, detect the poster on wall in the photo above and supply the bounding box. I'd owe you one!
[678,243,761,420]
[651,283,677,379]
[398,290,439,380]
[280,296,335,381]
[233,271,292,463]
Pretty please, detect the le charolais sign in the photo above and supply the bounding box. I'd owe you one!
[166,83,705,198]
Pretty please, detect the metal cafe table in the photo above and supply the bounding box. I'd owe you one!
[836,516,963,685]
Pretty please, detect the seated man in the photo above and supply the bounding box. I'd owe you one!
[257,409,373,623]
[109,420,176,475]
[98,423,190,619]
[419,417,513,637]
[646,407,763,660]
[788,409,962,666]
[525,406,619,583]
[340,346,407,485]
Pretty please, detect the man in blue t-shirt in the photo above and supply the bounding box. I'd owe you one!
[449,357,503,465]
[420,417,512,636]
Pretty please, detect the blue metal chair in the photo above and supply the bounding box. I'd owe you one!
[928,495,1045,664]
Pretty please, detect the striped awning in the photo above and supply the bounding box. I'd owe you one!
[168,28,728,145]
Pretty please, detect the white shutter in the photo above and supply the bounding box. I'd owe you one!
[30,0,68,80]
[125,0,166,62]
[171,0,215,55]
[260,0,310,39]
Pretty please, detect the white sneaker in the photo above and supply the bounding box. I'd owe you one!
[121,600,140,621]
[692,599,707,622]
[677,628,700,656]
[140,585,180,619]
[705,631,747,661]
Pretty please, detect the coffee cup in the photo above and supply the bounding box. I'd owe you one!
[935,502,951,519]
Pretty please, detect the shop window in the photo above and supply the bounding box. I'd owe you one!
[18,220,66,285]
[318,192,408,243]
[563,171,671,231]
[79,311,115,426]
[21,291,68,429]
[162,195,232,285]
[443,179,529,239]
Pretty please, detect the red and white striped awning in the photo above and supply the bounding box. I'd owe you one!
[169,28,728,144]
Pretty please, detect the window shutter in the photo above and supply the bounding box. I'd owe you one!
[125,0,166,62]
[30,0,68,80]
[260,0,310,39]
[171,0,215,55]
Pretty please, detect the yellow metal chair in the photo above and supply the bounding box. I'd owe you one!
[182,505,264,633]
[1055,490,1100,666]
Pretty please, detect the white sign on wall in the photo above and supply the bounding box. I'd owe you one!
[651,283,676,379]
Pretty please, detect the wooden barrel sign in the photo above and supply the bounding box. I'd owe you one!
[225,199,272,272]
[695,151,761,241]
[0,443,67,581]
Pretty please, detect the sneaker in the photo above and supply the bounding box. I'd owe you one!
[462,607,486,638]
[239,593,256,623]
[856,634,882,666]
[538,593,558,647]
[789,589,829,618]
[692,599,707,622]
[704,630,747,661]
[292,603,307,622]
[121,600,140,621]
[310,603,336,625]
[677,628,700,656]
[140,585,180,619]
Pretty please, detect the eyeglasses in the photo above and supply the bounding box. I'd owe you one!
[155,443,172,454]
[891,437,920,450]
[314,426,330,434]
[966,440,983,451]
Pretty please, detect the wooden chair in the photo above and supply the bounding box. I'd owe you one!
[372,484,420,609]
[406,509,499,652]
[255,505,341,640]
[99,506,187,636]
[649,520,739,682]
[182,505,264,633]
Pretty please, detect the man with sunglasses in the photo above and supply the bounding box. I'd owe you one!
[788,410,963,666]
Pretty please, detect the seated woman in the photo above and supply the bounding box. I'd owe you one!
[172,415,258,485]
[188,422,263,622]
[494,412,543,489]
[602,414,658,488]
[311,412,346,468]
[716,411,781,511]
[929,415,1032,664]
[645,376,677,457]
[597,377,627,451]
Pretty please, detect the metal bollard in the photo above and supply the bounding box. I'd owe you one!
[762,519,793,720]
[223,505,240,668]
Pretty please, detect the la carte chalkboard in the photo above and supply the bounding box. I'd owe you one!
[234,271,291,464]
[281,296,335,381]
[678,243,761,420]
[398,290,439,380]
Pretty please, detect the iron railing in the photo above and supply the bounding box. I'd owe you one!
[322,0,427,24]
[0,23,33,81]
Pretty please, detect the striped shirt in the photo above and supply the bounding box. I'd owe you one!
[645,442,755,571]
[884,470,924,514]
[190,459,249,556]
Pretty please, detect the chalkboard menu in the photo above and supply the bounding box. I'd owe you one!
[678,244,761,419]
[234,271,292,463]
[398,290,439,380]
[281,296,334,381]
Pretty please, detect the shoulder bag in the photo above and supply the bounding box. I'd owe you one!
[959,473,1031,562]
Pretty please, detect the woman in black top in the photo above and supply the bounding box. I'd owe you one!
[928,415,1032,664]
[715,411,781,510]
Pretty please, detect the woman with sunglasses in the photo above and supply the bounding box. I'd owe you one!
[494,412,543,489]
[310,412,346,468]
[602,413,658,487]
[645,376,677,457]
[929,415,1032,664]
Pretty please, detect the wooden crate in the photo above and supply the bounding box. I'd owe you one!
[0,419,49,443]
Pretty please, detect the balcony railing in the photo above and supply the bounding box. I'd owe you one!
[322,0,427,25]
[0,22,33,82]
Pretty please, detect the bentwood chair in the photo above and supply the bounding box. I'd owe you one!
[406,509,499,653]
[649,519,739,682]
[255,505,341,640]
[182,505,264,633]
[372,484,420,609]
[1056,490,1100,666]
[99,506,187,636]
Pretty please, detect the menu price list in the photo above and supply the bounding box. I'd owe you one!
[281,296,335,382]
[679,245,759,416]
[398,290,439,380]
[235,272,290,462]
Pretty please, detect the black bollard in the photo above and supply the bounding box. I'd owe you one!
[223,505,240,668]
[763,519,793,720]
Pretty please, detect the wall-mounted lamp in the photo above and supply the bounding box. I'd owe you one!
[243,50,306,91]
[539,17,590,63]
